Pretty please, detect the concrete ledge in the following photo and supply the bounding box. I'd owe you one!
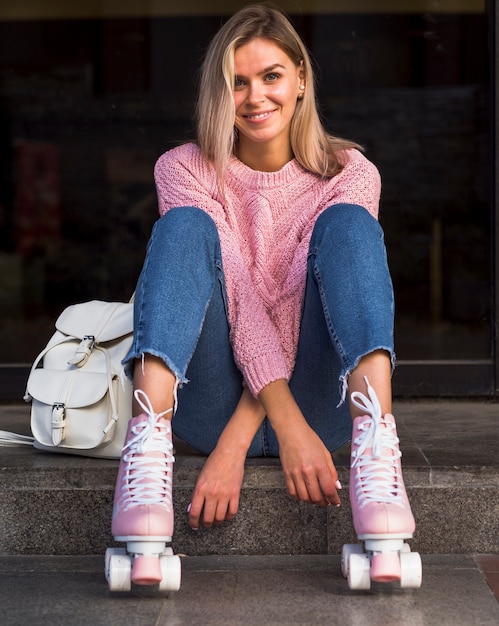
[0,446,497,556]
[0,400,498,556]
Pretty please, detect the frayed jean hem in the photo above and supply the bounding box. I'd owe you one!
[337,346,396,407]
[122,349,188,388]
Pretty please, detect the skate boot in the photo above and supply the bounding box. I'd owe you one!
[105,389,181,592]
[341,377,422,590]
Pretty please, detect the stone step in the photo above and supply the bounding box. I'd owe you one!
[0,400,497,557]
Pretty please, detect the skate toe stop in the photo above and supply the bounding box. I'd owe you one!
[131,555,162,586]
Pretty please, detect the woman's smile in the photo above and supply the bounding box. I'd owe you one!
[244,110,275,120]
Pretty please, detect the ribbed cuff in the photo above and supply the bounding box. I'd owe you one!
[243,353,289,397]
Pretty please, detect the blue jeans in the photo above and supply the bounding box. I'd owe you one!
[124,204,395,457]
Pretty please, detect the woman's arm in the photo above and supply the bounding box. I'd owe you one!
[188,386,266,529]
[259,379,341,507]
[188,379,341,529]
[327,149,381,219]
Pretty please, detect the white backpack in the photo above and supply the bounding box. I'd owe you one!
[0,300,133,459]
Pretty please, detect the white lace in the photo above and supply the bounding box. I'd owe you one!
[350,376,404,509]
[119,389,174,512]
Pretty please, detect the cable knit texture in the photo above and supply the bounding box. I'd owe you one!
[154,142,381,397]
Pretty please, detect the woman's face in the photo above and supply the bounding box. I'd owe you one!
[233,38,303,157]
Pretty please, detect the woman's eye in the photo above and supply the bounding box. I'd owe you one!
[266,73,280,81]
[234,77,244,88]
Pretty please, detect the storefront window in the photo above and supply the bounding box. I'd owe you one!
[0,1,491,395]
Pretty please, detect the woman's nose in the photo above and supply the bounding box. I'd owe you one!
[247,81,265,104]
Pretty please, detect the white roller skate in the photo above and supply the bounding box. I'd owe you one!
[341,377,422,590]
[105,389,181,592]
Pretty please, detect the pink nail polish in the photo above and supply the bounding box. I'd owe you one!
[187,502,192,513]
[336,480,342,490]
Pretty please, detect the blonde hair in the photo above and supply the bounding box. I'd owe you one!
[195,4,361,180]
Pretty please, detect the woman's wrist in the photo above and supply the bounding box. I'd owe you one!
[258,379,306,437]
[215,386,266,454]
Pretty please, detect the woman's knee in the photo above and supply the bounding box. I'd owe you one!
[311,203,383,251]
[155,206,219,242]
[317,203,378,232]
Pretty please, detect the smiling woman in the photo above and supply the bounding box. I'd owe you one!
[103,3,423,593]
[233,39,303,171]
[0,0,491,594]
[195,5,365,184]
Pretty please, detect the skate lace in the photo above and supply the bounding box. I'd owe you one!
[120,389,175,512]
[350,377,404,509]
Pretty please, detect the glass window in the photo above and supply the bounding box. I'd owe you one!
[0,1,491,393]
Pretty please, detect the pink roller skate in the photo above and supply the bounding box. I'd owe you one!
[341,377,422,590]
[105,389,181,592]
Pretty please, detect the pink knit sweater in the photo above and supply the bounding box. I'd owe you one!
[154,142,381,397]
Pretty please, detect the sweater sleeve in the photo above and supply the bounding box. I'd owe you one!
[154,145,289,396]
[328,150,381,219]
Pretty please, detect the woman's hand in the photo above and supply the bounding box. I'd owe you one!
[277,420,341,507]
[188,386,266,530]
[188,444,246,530]
[259,379,341,507]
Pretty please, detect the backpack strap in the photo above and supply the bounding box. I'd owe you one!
[0,430,34,446]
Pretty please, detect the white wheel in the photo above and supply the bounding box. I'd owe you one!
[105,547,125,577]
[348,553,371,590]
[158,554,182,591]
[401,542,411,554]
[400,551,422,588]
[341,544,363,578]
[107,552,132,592]
[105,547,113,577]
